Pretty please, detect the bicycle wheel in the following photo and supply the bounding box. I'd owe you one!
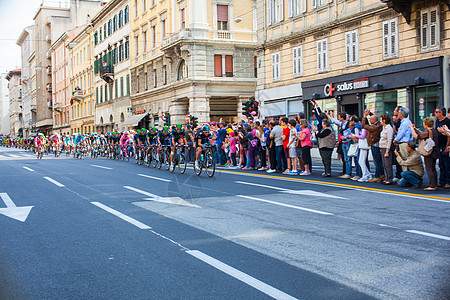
[194,157,202,176]
[164,150,170,170]
[205,149,215,178]
[178,153,187,174]
[151,150,158,168]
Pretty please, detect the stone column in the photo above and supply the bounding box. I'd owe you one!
[169,98,188,125]
[189,96,210,125]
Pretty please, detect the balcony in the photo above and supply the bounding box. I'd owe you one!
[217,30,231,39]
[46,65,52,75]
[161,29,191,50]
[53,102,62,112]
[100,65,114,83]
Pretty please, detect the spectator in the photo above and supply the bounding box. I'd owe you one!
[351,117,372,182]
[393,107,413,164]
[243,126,256,170]
[286,119,298,175]
[434,106,450,188]
[349,115,364,181]
[411,117,439,191]
[217,122,228,166]
[298,119,312,175]
[266,122,277,173]
[280,117,290,174]
[392,106,403,181]
[361,109,385,183]
[331,112,353,179]
[379,114,394,185]
[316,119,335,177]
[269,121,285,173]
[229,131,237,167]
[395,141,424,188]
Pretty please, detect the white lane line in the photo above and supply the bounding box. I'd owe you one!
[235,181,345,199]
[237,195,334,216]
[187,250,297,300]
[91,202,151,230]
[92,164,113,170]
[7,154,20,158]
[405,230,450,241]
[43,177,65,187]
[124,185,159,198]
[138,174,171,182]
[22,166,35,172]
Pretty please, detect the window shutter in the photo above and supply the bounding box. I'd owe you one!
[317,41,322,71]
[345,32,351,65]
[421,11,428,48]
[217,5,228,22]
[323,39,328,71]
[293,47,297,75]
[288,0,292,18]
[353,30,358,65]
[312,0,317,9]
[390,19,397,57]
[278,0,284,21]
[214,55,222,77]
[267,0,272,25]
[383,21,389,58]
[430,9,437,47]
[299,46,303,75]
[225,55,233,76]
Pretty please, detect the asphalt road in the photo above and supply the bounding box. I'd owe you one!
[0,147,449,299]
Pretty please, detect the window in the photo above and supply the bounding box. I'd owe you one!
[161,20,166,40]
[108,19,112,36]
[94,32,98,45]
[126,75,130,95]
[124,38,129,59]
[178,59,187,80]
[345,29,358,66]
[180,8,185,29]
[105,84,108,101]
[271,52,281,81]
[267,0,283,26]
[225,55,233,77]
[144,72,148,90]
[113,15,118,32]
[151,26,156,48]
[119,10,123,27]
[214,55,222,77]
[217,5,228,30]
[382,18,398,59]
[143,31,147,53]
[124,5,129,23]
[100,86,103,103]
[119,42,124,62]
[421,7,439,52]
[142,0,146,12]
[153,69,157,88]
[150,0,155,7]
[163,65,167,85]
[293,45,303,77]
[135,0,138,18]
[312,0,331,9]
[287,0,299,17]
[120,77,124,97]
[317,38,329,73]
[136,74,139,93]
[135,35,139,56]
[99,28,102,42]
[115,79,118,98]
[104,24,107,39]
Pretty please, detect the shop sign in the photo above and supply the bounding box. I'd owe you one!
[324,78,370,97]
[136,109,146,114]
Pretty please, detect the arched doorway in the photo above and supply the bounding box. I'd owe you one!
[177,59,188,80]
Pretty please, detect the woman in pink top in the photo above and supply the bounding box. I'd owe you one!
[351,117,372,182]
[229,131,237,167]
[298,120,312,175]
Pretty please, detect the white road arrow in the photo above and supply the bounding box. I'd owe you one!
[0,193,33,222]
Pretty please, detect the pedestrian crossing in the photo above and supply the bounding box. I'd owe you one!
[0,151,41,160]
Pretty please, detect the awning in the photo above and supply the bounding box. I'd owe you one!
[122,113,149,126]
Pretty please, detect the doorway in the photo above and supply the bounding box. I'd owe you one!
[341,103,359,116]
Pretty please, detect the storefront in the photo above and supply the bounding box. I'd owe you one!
[301,57,446,128]
[257,83,303,119]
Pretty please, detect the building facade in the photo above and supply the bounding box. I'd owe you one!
[0,73,10,135]
[6,69,22,137]
[256,0,450,125]
[67,26,96,135]
[127,0,257,126]
[92,0,133,133]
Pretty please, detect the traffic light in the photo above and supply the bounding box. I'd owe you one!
[189,115,198,128]
[162,113,170,126]
[242,101,251,117]
[251,100,259,115]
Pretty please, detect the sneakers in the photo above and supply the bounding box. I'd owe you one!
[266,169,276,173]
[242,167,250,170]
[288,170,298,175]
[380,175,386,181]
[339,174,351,179]
[282,169,290,175]
[351,176,361,181]
[170,164,174,171]
[393,178,400,183]
[358,177,369,182]
[299,171,311,176]
[195,160,200,169]
[258,167,266,171]
[368,177,382,183]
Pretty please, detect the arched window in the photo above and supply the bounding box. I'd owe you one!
[109,115,114,123]
[177,59,188,80]
[120,112,125,123]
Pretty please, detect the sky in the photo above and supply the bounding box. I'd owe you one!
[0,0,70,74]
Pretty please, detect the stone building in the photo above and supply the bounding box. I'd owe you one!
[6,69,22,137]
[256,0,450,125]
[128,0,258,126]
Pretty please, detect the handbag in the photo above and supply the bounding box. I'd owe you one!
[347,143,358,157]
[417,130,435,157]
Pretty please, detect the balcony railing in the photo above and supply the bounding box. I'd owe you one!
[217,30,231,39]
[161,29,191,49]
[100,65,114,83]
[53,102,62,112]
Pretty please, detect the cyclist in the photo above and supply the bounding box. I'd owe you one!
[194,125,211,169]
[74,133,84,156]
[135,129,148,161]
[50,133,60,154]
[120,131,131,158]
[157,126,171,161]
[169,123,188,170]
[34,133,45,158]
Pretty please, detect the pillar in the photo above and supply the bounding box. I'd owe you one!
[189,96,210,125]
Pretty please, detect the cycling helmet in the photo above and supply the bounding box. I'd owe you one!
[203,125,210,131]
[176,123,182,129]
[151,127,157,131]
[163,126,168,131]
[124,131,129,135]
[38,133,44,137]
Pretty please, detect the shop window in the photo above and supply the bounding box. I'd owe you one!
[421,7,439,52]
[363,89,408,118]
[382,18,398,60]
[414,86,439,130]
[272,52,281,81]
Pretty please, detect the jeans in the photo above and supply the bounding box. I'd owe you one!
[439,148,450,185]
[248,147,256,168]
[398,171,422,187]
[275,145,285,171]
[371,145,384,178]
[212,145,219,164]
[230,152,237,166]
[341,142,353,175]
[355,149,362,177]
[269,145,277,170]
[259,147,267,168]
[217,142,225,165]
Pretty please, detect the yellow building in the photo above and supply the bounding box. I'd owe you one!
[257,0,450,125]
[67,24,96,134]
[128,0,258,125]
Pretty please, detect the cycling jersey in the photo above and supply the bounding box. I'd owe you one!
[158,131,171,145]
[147,131,158,144]
[171,129,185,142]
[136,133,147,144]
[195,130,210,146]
